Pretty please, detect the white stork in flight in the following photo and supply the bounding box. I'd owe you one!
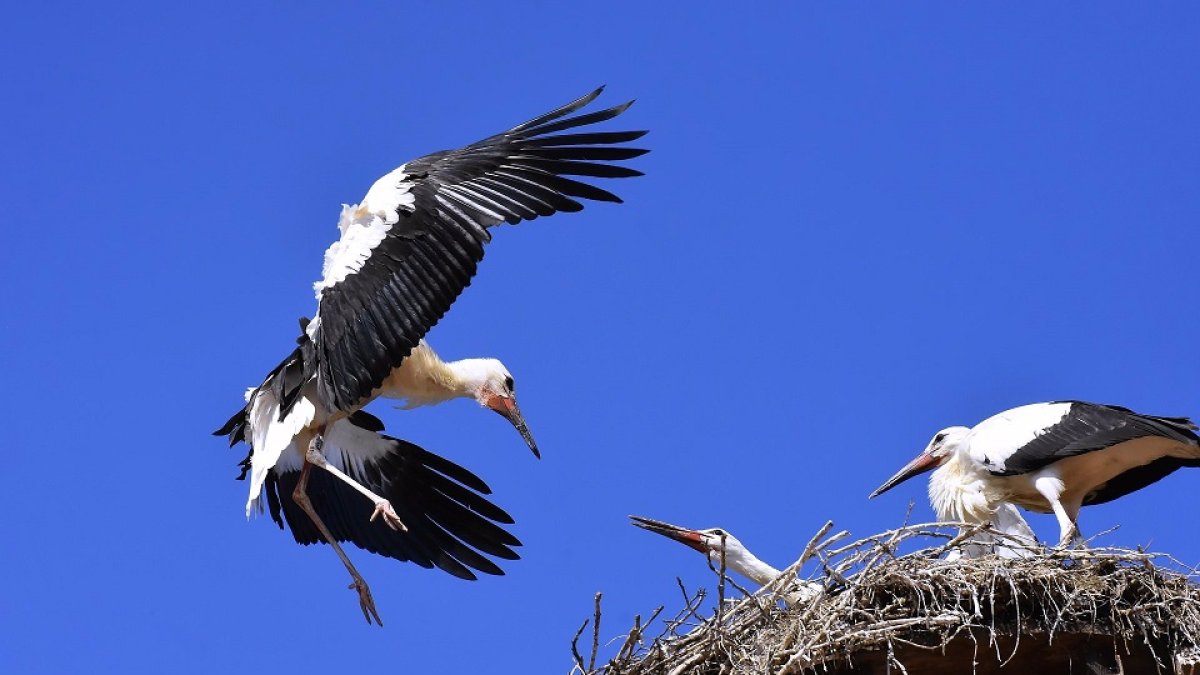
[870,401,1200,548]
[216,88,646,623]
[630,516,822,605]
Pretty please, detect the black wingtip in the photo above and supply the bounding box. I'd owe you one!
[511,86,609,134]
[585,85,607,104]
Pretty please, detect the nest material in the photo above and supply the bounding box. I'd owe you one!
[578,522,1200,675]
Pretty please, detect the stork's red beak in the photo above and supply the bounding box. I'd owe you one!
[485,394,539,458]
[869,451,941,498]
[630,515,709,554]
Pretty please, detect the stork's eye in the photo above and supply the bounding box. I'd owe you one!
[712,529,727,537]
[504,376,514,392]
[933,432,947,445]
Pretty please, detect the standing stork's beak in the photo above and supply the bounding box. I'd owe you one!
[630,515,709,554]
[869,451,941,498]
[485,394,539,458]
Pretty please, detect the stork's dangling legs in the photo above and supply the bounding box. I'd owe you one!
[292,459,383,626]
[306,436,406,531]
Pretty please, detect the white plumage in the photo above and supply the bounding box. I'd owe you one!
[245,382,317,516]
[313,205,392,298]
[234,338,536,519]
[872,401,1200,548]
[630,516,823,605]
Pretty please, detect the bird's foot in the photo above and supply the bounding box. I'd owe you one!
[1055,524,1085,551]
[370,499,407,532]
[349,577,383,626]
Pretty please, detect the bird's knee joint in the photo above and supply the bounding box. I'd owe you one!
[305,445,329,467]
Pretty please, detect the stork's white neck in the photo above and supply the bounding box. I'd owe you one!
[374,342,480,408]
[713,545,820,604]
[717,548,782,586]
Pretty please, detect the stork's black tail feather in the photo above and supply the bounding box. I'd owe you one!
[215,318,317,476]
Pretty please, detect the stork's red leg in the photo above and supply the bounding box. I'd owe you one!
[292,459,383,626]
[305,437,407,532]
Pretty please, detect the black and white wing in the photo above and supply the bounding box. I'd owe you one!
[978,401,1199,476]
[262,411,521,580]
[309,87,648,411]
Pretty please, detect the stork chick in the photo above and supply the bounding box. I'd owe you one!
[630,516,822,605]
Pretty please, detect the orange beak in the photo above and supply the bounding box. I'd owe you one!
[869,451,942,498]
[485,393,539,458]
[630,515,710,554]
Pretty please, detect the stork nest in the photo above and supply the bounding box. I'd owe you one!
[572,522,1200,675]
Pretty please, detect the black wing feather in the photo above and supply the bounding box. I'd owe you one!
[313,88,647,411]
[1083,457,1200,506]
[347,410,385,432]
[524,130,648,147]
[266,434,520,580]
[994,401,1199,476]
[511,158,644,179]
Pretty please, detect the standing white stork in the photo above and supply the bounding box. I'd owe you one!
[218,87,646,622]
[870,401,1200,548]
[630,516,822,605]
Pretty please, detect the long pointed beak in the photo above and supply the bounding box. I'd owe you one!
[869,451,941,498]
[630,515,708,554]
[486,395,539,458]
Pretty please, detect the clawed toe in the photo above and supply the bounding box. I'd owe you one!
[349,577,383,626]
[370,500,407,532]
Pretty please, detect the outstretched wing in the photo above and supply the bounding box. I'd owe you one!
[310,87,648,411]
[264,412,521,580]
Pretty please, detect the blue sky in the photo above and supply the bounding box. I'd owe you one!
[3,3,1199,673]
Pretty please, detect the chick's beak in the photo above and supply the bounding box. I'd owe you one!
[630,515,709,554]
[486,393,539,458]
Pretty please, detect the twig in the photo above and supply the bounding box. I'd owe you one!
[589,592,602,673]
[570,617,590,674]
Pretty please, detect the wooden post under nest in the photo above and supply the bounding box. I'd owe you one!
[830,629,1171,674]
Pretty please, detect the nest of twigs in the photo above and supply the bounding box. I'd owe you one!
[573,522,1200,675]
